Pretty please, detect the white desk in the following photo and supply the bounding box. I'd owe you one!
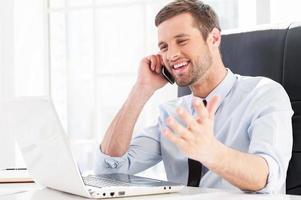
[1,183,301,200]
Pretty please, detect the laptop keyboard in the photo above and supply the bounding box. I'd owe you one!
[83,175,132,188]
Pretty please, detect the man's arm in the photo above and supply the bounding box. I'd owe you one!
[101,85,153,157]
[101,55,167,157]
[207,141,268,191]
[163,96,268,191]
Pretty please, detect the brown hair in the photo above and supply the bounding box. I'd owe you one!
[155,0,221,40]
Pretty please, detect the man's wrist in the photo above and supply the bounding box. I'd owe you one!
[203,139,228,172]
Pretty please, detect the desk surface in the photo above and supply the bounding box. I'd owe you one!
[1,183,301,200]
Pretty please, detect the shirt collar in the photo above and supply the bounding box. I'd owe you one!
[190,68,236,113]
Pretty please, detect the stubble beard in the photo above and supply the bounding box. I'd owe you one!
[175,52,213,87]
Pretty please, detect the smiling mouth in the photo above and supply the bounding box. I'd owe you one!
[171,61,190,73]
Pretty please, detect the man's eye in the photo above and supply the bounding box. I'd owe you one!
[178,40,188,45]
[160,46,167,52]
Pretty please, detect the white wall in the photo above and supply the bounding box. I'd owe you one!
[0,0,48,169]
[0,0,15,169]
[270,0,301,24]
[14,0,49,97]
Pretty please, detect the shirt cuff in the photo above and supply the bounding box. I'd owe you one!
[255,154,282,194]
[93,146,127,175]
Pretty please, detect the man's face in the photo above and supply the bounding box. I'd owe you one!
[158,13,213,87]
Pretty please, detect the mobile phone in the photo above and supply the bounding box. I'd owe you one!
[161,66,175,84]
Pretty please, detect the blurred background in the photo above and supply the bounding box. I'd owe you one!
[1,0,301,180]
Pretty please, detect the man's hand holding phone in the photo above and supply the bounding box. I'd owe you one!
[136,54,174,94]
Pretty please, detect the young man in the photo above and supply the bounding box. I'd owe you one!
[95,0,293,194]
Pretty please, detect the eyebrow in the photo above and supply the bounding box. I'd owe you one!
[174,33,190,38]
[158,33,190,47]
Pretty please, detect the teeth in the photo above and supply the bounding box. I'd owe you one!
[173,62,187,69]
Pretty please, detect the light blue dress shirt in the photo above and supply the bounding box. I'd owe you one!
[94,69,293,194]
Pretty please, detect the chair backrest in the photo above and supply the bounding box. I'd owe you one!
[177,22,301,194]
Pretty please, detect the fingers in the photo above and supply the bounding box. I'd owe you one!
[166,117,190,138]
[149,56,157,71]
[167,116,196,141]
[147,55,162,74]
[166,113,196,141]
[175,107,199,132]
[192,99,208,123]
[193,96,220,121]
[155,55,162,74]
[159,55,164,66]
[206,96,220,120]
[161,128,186,147]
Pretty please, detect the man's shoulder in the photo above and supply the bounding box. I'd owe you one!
[233,74,290,107]
[236,74,277,84]
[235,74,284,93]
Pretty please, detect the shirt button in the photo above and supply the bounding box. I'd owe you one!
[111,163,118,168]
[105,159,119,169]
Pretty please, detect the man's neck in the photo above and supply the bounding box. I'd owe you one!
[190,64,227,98]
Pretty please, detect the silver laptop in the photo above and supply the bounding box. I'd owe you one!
[0,96,184,198]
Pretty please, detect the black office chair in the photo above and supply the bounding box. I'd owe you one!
[177,22,301,194]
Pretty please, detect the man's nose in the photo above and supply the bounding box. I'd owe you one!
[167,46,181,62]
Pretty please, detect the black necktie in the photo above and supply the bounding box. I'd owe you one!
[187,99,207,187]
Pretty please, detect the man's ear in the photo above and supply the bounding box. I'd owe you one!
[207,27,221,48]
